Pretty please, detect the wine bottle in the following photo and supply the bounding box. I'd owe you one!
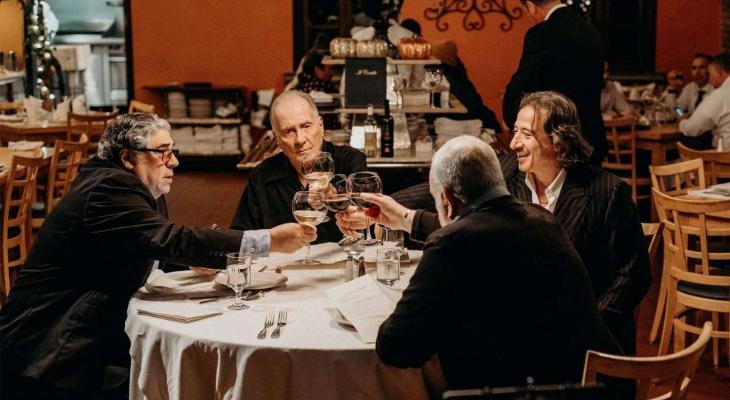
[380,100,394,157]
[364,104,378,157]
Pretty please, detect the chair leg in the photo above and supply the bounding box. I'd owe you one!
[658,282,677,356]
[712,311,720,367]
[673,305,687,354]
[650,250,670,343]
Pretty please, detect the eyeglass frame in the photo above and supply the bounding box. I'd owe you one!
[132,147,180,164]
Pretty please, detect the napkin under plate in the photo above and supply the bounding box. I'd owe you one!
[141,270,229,298]
[213,271,287,290]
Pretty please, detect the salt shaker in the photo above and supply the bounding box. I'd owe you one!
[345,253,356,282]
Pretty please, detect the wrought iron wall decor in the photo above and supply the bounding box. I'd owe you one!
[423,0,524,32]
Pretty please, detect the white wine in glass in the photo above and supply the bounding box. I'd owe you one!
[292,191,326,264]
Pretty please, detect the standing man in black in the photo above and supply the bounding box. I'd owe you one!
[504,0,607,164]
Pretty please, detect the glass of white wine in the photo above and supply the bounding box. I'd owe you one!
[292,191,327,264]
[226,251,252,310]
[302,151,334,192]
[425,68,443,109]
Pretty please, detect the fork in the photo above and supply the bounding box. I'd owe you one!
[270,310,287,338]
[257,312,275,339]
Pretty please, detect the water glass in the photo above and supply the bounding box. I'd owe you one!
[376,248,400,286]
[382,228,405,255]
[226,251,252,310]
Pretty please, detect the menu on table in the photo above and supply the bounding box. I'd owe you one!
[326,275,397,343]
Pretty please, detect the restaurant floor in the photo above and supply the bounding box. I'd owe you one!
[167,170,730,399]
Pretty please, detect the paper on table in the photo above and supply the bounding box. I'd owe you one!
[325,275,397,343]
[136,302,222,323]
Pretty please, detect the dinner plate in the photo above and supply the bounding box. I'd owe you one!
[214,271,287,290]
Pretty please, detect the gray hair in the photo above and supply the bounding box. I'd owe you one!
[431,136,505,204]
[98,113,171,161]
[269,90,320,134]
[519,91,593,167]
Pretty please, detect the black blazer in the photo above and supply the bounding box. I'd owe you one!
[0,157,244,392]
[377,195,621,389]
[503,7,607,163]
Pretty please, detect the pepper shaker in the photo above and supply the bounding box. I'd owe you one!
[357,256,366,277]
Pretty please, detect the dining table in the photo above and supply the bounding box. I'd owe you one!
[635,122,683,166]
[125,245,446,400]
[0,115,107,146]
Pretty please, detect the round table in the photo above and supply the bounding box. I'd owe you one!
[125,248,446,400]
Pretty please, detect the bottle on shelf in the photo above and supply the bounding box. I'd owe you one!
[380,100,394,157]
[364,104,378,157]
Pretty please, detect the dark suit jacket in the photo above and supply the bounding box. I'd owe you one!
[231,141,367,243]
[503,7,607,163]
[377,195,621,389]
[402,158,651,353]
[0,157,244,392]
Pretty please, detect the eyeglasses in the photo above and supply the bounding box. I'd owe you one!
[136,148,179,164]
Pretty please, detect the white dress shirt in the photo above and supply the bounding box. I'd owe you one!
[601,81,633,116]
[679,77,730,147]
[525,168,567,213]
[545,3,568,20]
[675,81,714,114]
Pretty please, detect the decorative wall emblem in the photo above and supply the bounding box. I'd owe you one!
[423,0,524,32]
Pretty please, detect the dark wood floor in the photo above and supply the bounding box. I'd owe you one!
[167,170,730,399]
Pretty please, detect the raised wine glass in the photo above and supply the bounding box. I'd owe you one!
[292,191,327,264]
[425,68,443,109]
[301,151,335,192]
[347,171,383,246]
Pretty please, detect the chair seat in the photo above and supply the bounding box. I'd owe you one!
[678,281,730,300]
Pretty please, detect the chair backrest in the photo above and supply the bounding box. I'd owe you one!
[582,321,713,400]
[602,116,639,200]
[644,222,665,270]
[238,130,280,170]
[2,155,45,295]
[649,158,705,197]
[128,100,155,114]
[45,139,88,214]
[652,188,730,275]
[67,111,118,143]
[677,142,730,185]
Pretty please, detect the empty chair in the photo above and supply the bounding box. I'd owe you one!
[582,321,712,400]
[128,100,155,114]
[2,156,44,295]
[66,111,118,144]
[237,130,280,170]
[602,116,651,203]
[653,189,730,367]
[677,142,730,185]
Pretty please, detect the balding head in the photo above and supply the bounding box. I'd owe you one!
[269,90,325,172]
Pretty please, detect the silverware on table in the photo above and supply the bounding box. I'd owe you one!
[258,265,268,272]
[197,290,261,304]
[257,312,275,339]
[270,310,287,338]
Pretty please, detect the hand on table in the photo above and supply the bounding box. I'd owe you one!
[270,223,317,253]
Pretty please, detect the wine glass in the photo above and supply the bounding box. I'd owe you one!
[425,68,443,109]
[392,77,407,109]
[226,251,252,310]
[301,151,335,192]
[292,191,327,264]
[347,171,383,246]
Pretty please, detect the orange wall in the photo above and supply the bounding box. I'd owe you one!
[131,0,293,112]
[655,0,723,74]
[0,1,25,69]
[400,0,533,123]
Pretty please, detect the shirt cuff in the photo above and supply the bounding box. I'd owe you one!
[240,229,271,257]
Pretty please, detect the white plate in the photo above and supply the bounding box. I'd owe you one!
[214,271,287,290]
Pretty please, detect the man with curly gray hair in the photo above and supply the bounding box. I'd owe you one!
[0,113,315,399]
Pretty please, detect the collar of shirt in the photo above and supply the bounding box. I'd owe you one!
[454,185,511,221]
[545,3,568,20]
[525,168,567,213]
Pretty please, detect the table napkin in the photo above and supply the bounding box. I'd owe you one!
[140,270,229,298]
[8,140,44,151]
[23,97,44,123]
[52,97,71,122]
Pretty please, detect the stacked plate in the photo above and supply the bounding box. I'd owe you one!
[167,92,187,118]
[189,98,212,119]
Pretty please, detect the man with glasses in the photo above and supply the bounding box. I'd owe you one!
[0,113,315,399]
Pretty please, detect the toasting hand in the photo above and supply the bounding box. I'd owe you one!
[336,193,411,234]
[270,223,317,253]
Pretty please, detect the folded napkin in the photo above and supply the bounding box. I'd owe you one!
[351,26,375,41]
[71,95,87,114]
[23,97,44,123]
[52,97,71,122]
[309,91,334,103]
[141,270,229,298]
[8,141,44,151]
[137,302,222,323]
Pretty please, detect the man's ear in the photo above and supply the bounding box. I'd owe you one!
[120,149,135,170]
[442,190,460,220]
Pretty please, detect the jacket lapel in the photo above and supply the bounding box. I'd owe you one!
[553,169,589,238]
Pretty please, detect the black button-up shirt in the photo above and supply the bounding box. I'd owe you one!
[231,141,367,243]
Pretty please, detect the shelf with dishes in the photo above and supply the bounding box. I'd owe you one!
[321,56,441,66]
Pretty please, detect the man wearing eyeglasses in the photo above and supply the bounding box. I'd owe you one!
[0,113,315,399]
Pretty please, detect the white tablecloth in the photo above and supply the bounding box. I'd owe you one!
[125,249,446,400]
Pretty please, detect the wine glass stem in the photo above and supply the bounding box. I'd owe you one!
[235,289,242,304]
[306,243,312,262]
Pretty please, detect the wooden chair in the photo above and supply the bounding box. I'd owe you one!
[653,189,730,367]
[31,139,88,230]
[0,101,23,115]
[677,142,730,185]
[602,116,651,203]
[1,156,44,296]
[237,130,280,170]
[67,111,118,144]
[582,321,712,400]
[128,100,155,114]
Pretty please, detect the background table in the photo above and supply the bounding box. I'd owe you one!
[636,122,682,165]
[125,251,446,400]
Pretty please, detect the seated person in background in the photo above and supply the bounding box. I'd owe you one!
[601,62,633,118]
[339,91,650,355]
[679,53,730,149]
[295,51,338,94]
[673,53,714,115]
[231,91,367,243]
[430,39,502,132]
[375,135,622,390]
[0,114,314,399]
